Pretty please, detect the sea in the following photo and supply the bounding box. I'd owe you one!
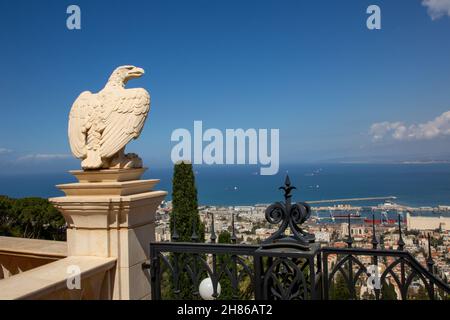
[1,163,450,208]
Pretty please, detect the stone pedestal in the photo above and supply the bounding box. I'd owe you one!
[49,168,167,300]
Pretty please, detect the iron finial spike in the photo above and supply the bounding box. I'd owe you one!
[397,213,405,250]
[279,175,296,204]
[285,175,291,187]
[372,213,378,249]
[427,233,435,273]
[346,213,353,248]
[231,213,237,244]
[427,233,432,254]
[210,212,216,243]
[171,210,179,241]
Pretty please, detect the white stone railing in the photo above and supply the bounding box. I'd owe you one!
[0,236,67,279]
[0,256,116,300]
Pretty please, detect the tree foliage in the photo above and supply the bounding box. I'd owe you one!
[410,283,430,300]
[381,280,397,300]
[170,162,204,242]
[0,195,65,240]
[330,271,351,300]
[217,230,233,300]
[165,162,205,299]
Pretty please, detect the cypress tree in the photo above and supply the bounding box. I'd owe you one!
[330,272,351,300]
[381,280,397,300]
[167,161,205,299]
[170,161,205,242]
[216,230,253,300]
[217,230,233,300]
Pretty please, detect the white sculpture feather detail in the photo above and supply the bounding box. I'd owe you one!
[68,65,150,170]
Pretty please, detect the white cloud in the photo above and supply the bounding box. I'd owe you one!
[422,0,450,20]
[0,148,12,155]
[17,153,72,161]
[370,111,450,142]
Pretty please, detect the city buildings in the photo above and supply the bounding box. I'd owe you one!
[154,201,450,285]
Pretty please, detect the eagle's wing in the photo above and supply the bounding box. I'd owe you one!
[99,88,150,158]
[68,91,96,159]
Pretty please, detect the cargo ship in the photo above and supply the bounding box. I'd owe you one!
[364,211,405,225]
[363,218,398,225]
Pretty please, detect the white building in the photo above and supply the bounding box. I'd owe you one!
[407,212,450,231]
[315,231,331,243]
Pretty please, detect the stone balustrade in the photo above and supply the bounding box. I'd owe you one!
[0,236,67,280]
[0,255,116,299]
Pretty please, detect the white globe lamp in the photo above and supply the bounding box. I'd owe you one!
[199,277,221,300]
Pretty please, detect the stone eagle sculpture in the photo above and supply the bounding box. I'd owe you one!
[68,65,150,170]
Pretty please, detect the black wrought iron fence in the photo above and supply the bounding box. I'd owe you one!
[145,176,450,300]
[148,242,257,300]
[321,247,449,300]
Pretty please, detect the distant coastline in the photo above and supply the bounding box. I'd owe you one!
[336,160,450,165]
[1,163,450,207]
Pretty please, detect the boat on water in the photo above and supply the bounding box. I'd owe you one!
[363,218,398,225]
[332,211,361,218]
[364,211,405,225]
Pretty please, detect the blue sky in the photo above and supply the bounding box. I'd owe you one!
[0,0,450,173]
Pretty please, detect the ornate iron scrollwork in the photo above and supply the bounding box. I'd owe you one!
[263,257,311,300]
[263,175,315,249]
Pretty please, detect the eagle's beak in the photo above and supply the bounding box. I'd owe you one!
[128,67,145,78]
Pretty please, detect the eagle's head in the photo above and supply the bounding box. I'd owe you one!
[107,65,145,87]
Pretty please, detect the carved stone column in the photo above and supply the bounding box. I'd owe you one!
[50,168,167,300]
